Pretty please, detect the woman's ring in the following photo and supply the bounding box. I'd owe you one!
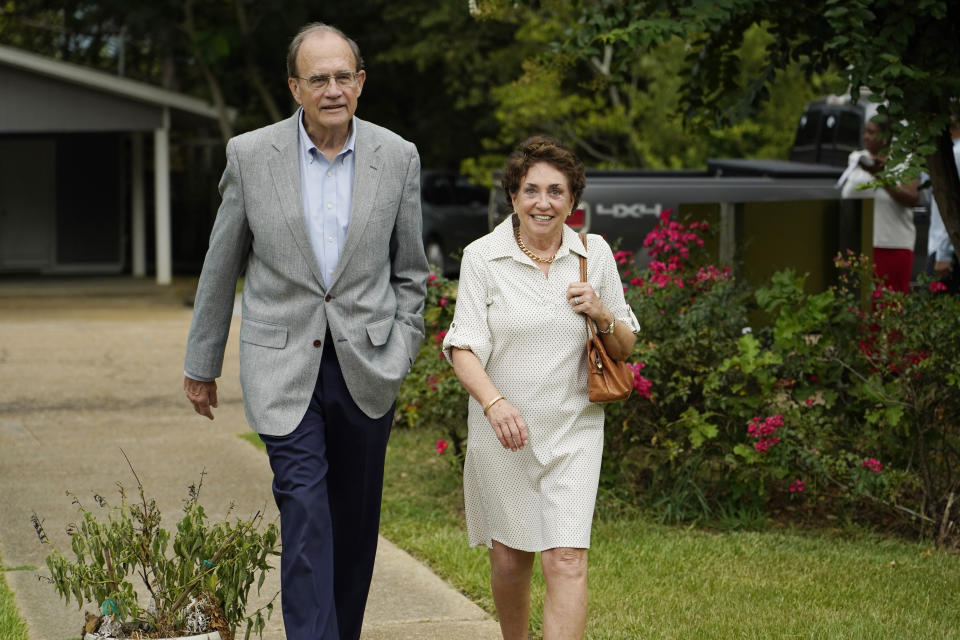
[573,296,582,305]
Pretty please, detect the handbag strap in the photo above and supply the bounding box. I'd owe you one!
[578,233,596,341]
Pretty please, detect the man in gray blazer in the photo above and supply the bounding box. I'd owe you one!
[183,22,428,640]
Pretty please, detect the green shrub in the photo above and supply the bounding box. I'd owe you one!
[36,454,279,638]
[613,214,960,541]
[396,271,468,462]
[751,254,960,540]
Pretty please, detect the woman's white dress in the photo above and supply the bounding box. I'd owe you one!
[442,217,639,551]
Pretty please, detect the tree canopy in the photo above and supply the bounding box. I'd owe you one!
[0,0,522,168]
[458,6,838,184]
[3,1,833,172]
[473,0,960,259]
[9,0,954,252]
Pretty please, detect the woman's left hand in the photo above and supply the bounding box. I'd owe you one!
[568,281,636,360]
[567,282,611,327]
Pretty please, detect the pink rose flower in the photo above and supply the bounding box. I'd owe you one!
[629,363,653,398]
[754,437,779,453]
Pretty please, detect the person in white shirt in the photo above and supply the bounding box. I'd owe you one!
[838,116,921,293]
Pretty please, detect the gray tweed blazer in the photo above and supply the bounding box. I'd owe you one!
[184,114,428,434]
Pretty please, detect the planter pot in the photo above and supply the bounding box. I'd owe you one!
[85,634,221,640]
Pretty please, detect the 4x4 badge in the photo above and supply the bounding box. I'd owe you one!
[596,203,663,218]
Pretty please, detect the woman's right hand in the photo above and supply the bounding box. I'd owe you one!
[486,399,529,451]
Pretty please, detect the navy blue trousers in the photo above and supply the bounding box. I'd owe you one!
[260,334,393,640]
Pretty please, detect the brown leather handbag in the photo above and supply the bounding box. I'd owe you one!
[578,233,634,403]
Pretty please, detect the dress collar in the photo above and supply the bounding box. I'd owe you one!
[486,214,588,263]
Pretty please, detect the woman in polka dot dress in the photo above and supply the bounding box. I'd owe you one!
[442,136,639,640]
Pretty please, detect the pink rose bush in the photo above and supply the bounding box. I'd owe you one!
[395,268,469,467]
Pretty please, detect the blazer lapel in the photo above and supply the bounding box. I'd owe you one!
[329,119,383,289]
[270,114,327,289]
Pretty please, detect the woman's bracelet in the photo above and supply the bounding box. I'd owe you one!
[598,316,616,335]
[483,395,505,416]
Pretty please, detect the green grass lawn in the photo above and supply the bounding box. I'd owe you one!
[381,428,960,640]
[0,563,29,640]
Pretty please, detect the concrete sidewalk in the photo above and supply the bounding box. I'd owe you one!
[0,277,500,639]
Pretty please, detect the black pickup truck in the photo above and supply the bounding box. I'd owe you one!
[485,97,930,275]
[788,96,864,167]
[488,159,844,268]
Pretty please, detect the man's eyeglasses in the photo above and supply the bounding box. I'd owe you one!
[295,71,361,91]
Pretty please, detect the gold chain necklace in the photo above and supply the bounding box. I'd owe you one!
[515,227,559,264]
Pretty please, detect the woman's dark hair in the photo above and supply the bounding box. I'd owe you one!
[501,136,586,212]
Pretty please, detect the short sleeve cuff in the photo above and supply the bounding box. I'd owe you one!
[622,308,641,334]
[441,322,492,369]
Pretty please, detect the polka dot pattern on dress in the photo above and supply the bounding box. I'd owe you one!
[443,217,639,551]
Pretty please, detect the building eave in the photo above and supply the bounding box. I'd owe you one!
[0,43,234,122]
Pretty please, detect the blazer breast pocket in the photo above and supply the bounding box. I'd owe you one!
[240,318,288,349]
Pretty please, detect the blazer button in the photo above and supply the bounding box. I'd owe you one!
[313,339,322,348]
[324,294,332,302]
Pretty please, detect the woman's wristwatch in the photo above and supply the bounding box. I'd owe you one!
[598,317,616,334]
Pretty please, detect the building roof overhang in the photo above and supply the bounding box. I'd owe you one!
[0,43,234,122]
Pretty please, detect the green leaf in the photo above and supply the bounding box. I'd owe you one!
[884,405,905,427]
[733,443,758,462]
[680,406,719,448]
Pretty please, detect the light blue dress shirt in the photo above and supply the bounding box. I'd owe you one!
[297,108,357,288]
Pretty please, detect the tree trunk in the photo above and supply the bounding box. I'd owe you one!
[183,0,234,144]
[926,126,960,255]
[197,61,235,144]
[234,0,283,123]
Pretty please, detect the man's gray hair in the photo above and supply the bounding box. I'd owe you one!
[286,22,364,77]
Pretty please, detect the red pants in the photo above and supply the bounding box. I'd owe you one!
[873,248,913,293]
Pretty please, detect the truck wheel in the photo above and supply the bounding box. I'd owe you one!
[426,240,445,275]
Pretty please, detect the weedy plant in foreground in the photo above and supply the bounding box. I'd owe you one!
[33,451,279,640]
